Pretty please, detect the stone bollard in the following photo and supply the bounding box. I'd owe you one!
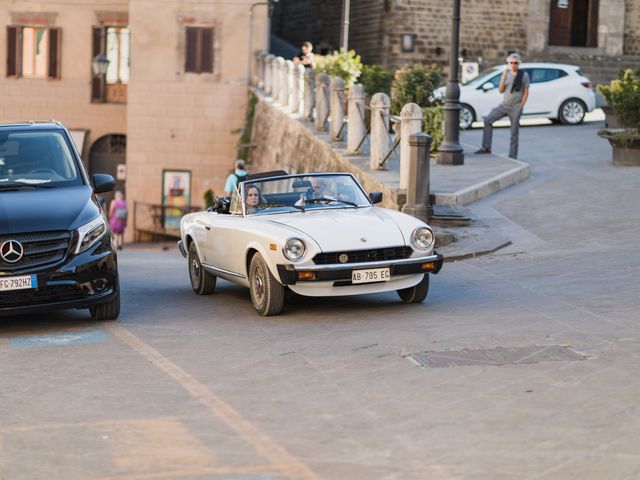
[402,132,433,222]
[315,72,330,131]
[347,84,366,154]
[400,103,423,190]
[273,56,284,101]
[330,77,346,141]
[303,69,316,120]
[281,60,293,107]
[293,64,305,114]
[275,57,286,105]
[264,54,274,95]
[258,51,268,89]
[286,60,296,110]
[370,92,391,170]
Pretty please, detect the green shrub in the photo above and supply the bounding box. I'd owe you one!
[236,92,258,161]
[359,64,394,97]
[391,64,444,115]
[422,106,444,154]
[597,69,640,128]
[598,128,640,148]
[314,49,362,87]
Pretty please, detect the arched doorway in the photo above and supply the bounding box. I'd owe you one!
[89,134,126,207]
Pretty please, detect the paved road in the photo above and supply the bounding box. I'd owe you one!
[2,118,640,479]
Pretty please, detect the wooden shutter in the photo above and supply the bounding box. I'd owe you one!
[185,27,198,72]
[91,26,106,102]
[48,28,61,79]
[201,28,214,73]
[6,26,19,77]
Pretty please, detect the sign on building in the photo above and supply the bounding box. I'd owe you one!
[461,62,480,83]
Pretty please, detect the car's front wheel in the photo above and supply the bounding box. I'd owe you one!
[188,242,216,295]
[459,104,476,130]
[558,98,586,125]
[249,253,284,316]
[397,274,430,304]
[90,279,121,321]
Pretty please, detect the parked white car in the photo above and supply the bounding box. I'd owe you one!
[179,171,443,316]
[435,63,596,129]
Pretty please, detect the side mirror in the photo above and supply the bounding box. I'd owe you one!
[481,82,495,92]
[369,192,383,204]
[92,174,116,194]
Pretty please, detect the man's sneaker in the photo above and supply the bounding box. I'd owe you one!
[474,147,491,154]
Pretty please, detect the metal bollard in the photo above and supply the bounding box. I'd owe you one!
[315,72,330,131]
[402,132,433,222]
[303,69,316,120]
[330,77,346,141]
[370,92,391,170]
[400,103,423,190]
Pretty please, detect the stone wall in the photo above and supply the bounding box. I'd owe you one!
[625,0,640,55]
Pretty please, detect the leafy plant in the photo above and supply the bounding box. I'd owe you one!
[598,128,640,148]
[391,64,444,115]
[236,92,258,162]
[597,69,640,128]
[314,49,362,87]
[359,64,394,98]
[422,106,444,154]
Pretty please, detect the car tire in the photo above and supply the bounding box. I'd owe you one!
[459,104,476,130]
[188,242,216,295]
[249,253,284,316]
[90,280,121,321]
[558,98,586,125]
[397,274,430,304]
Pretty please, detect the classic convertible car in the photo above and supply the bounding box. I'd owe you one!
[178,171,443,316]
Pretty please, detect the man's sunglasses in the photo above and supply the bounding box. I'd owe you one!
[508,61,519,64]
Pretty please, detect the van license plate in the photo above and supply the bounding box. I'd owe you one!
[0,275,37,291]
[352,268,390,284]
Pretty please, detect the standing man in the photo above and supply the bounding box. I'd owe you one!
[293,42,315,68]
[223,159,249,196]
[476,52,529,159]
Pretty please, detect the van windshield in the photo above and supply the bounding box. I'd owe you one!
[0,131,81,188]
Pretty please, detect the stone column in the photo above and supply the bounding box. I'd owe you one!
[258,51,268,89]
[402,132,433,222]
[264,54,275,95]
[275,57,286,104]
[347,84,366,154]
[293,64,305,114]
[281,59,292,107]
[273,56,284,101]
[315,72,330,131]
[370,92,391,170]
[330,77,346,141]
[400,103,423,190]
[286,60,296,109]
[303,69,316,120]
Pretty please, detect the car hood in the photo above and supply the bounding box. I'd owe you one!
[266,207,406,251]
[0,185,101,234]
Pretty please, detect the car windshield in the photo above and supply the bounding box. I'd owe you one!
[0,130,81,188]
[239,173,371,215]
[462,66,501,86]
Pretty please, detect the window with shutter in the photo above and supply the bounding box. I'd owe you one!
[48,28,61,79]
[185,27,214,74]
[7,26,61,79]
[7,26,19,77]
[91,26,106,102]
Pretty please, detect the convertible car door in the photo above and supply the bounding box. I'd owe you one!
[203,215,245,276]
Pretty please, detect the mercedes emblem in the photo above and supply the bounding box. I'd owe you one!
[0,240,24,263]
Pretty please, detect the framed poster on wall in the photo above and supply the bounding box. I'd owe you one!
[162,169,191,230]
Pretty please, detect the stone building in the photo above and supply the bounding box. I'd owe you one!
[1,0,268,241]
[271,0,640,85]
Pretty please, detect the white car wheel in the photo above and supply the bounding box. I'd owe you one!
[188,242,216,295]
[249,253,284,316]
[558,98,586,125]
[459,104,475,130]
[397,274,430,304]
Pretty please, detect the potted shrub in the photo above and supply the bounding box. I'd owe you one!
[597,69,640,166]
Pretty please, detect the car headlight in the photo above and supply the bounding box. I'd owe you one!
[283,238,306,261]
[76,215,107,253]
[411,227,434,251]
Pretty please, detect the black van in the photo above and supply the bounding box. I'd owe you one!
[0,122,120,320]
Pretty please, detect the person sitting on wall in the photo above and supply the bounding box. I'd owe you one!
[293,41,315,68]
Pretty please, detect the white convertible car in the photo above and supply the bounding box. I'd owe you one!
[178,171,443,316]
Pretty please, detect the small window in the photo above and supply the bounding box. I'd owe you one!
[185,27,214,74]
[6,26,61,79]
[91,26,130,103]
[529,68,568,84]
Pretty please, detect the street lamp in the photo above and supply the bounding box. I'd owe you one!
[91,54,109,76]
[340,0,350,51]
[438,0,464,165]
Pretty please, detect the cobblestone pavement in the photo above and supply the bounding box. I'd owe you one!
[1,119,639,479]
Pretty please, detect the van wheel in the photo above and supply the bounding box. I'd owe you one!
[249,253,284,316]
[90,282,121,321]
[397,274,430,304]
[188,242,216,295]
[558,98,586,125]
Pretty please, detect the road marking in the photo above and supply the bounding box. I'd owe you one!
[107,324,318,480]
[95,466,272,480]
[9,330,107,348]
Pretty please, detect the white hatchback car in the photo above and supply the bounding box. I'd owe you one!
[435,63,596,129]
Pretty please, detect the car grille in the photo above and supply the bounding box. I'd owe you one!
[0,231,72,272]
[0,285,84,309]
[313,246,413,265]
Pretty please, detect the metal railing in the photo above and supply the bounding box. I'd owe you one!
[133,202,201,242]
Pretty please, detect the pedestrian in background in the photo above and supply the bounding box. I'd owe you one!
[476,52,529,159]
[108,190,127,250]
[223,159,249,196]
[293,41,315,68]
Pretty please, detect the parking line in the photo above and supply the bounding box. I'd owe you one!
[107,324,318,480]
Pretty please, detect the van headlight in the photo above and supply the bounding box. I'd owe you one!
[411,227,434,251]
[283,238,305,261]
[76,216,107,253]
